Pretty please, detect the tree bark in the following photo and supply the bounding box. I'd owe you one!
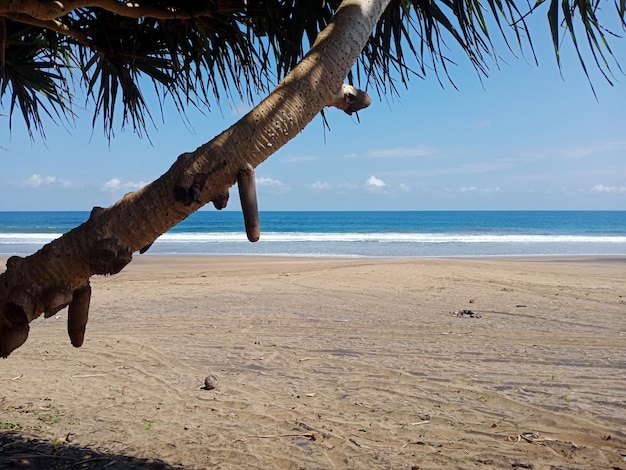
[0,0,391,358]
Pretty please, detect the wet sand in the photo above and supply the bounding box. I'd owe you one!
[1,256,625,469]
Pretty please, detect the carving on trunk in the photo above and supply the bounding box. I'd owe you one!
[139,242,154,254]
[89,238,133,275]
[4,289,35,323]
[237,165,260,242]
[67,283,91,348]
[212,190,230,210]
[6,256,24,269]
[43,285,73,318]
[174,173,208,206]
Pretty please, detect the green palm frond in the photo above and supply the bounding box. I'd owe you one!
[544,0,624,93]
[0,21,74,138]
[0,0,624,139]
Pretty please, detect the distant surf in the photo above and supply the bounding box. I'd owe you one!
[1,210,624,258]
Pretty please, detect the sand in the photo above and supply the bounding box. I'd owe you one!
[1,256,625,469]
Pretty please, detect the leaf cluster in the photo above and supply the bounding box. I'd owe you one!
[0,0,623,139]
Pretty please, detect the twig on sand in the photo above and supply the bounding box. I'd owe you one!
[71,374,108,378]
[507,432,578,448]
[296,420,339,439]
[232,432,315,443]
[409,419,431,426]
[295,420,370,449]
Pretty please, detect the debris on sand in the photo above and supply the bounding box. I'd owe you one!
[203,374,219,390]
[452,309,481,318]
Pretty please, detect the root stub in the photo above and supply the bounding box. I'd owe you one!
[0,323,29,358]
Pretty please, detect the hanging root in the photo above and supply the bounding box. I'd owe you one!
[237,165,260,242]
[67,283,91,348]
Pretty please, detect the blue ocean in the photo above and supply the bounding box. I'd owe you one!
[0,211,625,258]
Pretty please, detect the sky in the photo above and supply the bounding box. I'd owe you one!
[1,11,625,212]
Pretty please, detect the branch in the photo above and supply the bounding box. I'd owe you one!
[0,0,389,358]
[2,12,94,48]
[0,0,232,21]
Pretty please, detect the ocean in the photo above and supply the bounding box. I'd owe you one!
[0,211,625,258]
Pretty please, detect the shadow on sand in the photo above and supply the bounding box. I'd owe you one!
[0,431,183,469]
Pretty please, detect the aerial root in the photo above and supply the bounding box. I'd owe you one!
[67,283,91,348]
[237,164,260,242]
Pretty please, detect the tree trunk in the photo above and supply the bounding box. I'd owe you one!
[0,0,392,358]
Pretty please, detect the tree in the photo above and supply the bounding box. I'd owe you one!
[0,0,624,357]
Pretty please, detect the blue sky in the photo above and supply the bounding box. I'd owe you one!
[1,13,625,211]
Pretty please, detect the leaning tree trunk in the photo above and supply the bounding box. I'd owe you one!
[0,0,391,358]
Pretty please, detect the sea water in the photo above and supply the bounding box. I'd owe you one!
[0,211,625,258]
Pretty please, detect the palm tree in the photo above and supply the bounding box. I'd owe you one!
[0,0,623,357]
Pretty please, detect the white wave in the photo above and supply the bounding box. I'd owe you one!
[158,232,626,244]
[1,231,624,246]
[0,233,62,244]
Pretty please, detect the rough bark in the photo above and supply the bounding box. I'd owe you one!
[0,0,390,358]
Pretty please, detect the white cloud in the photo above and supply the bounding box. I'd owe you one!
[365,175,386,191]
[256,176,284,188]
[22,174,71,188]
[367,145,435,158]
[460,186,502,193]
[283,155,318,163]
[398,183,411,192]
[590,184,626,193]
[101,178,146,192]
[460,186,477,193]
[311,181,332,191]
[255,176,289,193]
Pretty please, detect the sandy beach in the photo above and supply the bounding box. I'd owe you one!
[1,256,625,469]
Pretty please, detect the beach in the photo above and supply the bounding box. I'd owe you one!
[1,256,625,469]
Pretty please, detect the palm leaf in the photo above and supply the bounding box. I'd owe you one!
[1,0,624,139]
